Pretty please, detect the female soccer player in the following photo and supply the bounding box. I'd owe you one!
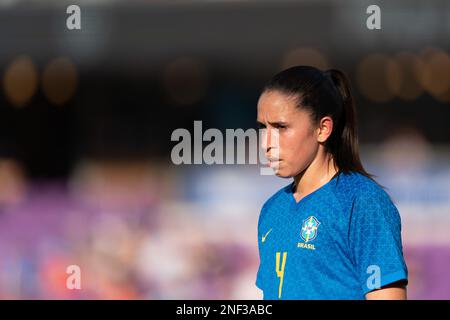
[255,66,408,300]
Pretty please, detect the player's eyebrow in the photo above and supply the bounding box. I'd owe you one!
[257,120,288,127]
[269,121,287,126]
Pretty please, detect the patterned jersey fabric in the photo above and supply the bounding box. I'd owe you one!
[256,171,408,299]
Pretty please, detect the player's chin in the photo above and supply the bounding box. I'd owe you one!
[272,164,291,178]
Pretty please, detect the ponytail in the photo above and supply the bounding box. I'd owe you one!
[324,69,373,180]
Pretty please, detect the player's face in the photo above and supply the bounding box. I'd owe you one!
[257,90,319,178]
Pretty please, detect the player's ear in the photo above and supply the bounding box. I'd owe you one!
[316,116,333,143]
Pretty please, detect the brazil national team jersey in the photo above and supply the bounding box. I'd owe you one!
[256,171,408,300]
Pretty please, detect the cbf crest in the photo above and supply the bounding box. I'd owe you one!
[300,216,320,243]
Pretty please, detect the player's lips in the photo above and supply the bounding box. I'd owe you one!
[265,157,281,167]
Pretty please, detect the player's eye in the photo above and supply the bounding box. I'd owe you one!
[257,122,266,129]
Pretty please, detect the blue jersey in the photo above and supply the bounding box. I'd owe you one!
[256,171,408,300]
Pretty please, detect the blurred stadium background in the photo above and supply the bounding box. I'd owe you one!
[0,0,450,299]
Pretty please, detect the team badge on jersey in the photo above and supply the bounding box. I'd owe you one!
[300,216,320,243]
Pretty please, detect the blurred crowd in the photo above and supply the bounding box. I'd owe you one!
[0,159,264,299]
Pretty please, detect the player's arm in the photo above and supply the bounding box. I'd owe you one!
[365,281,407,300]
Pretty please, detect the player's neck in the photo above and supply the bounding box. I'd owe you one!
[293,150,338,200]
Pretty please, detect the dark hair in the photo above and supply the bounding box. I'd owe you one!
[262,65,375,181]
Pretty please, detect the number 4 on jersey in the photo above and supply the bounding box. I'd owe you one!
[275,251,287,299]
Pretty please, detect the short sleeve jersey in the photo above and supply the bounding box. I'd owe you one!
[256,171,408,299]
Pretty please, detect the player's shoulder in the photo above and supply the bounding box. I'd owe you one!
[331,171,394,209]
[333,171,385,198]
[260,182,293,213]
[336,171,399,220]
[258,183,292,229]
[352,172,391,203]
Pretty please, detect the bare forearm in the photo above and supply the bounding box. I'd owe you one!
[365,286,407,300]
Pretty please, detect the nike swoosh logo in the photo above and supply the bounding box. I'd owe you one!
[262,228,273,243]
